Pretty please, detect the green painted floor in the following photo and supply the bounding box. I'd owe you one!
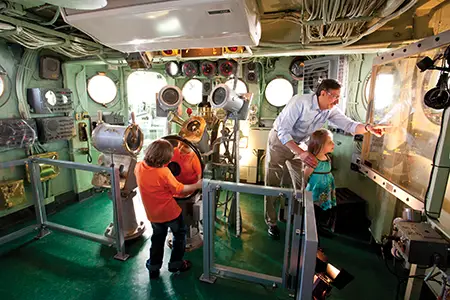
[0,192,397,300]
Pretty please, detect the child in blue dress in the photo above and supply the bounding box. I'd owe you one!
[305,129,336,224]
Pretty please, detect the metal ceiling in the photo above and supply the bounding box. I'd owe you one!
[0,0,447,57]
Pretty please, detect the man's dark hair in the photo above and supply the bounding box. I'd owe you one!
[315,79,341,97]
[144,139,173,168]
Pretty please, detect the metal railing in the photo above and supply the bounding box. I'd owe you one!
[0,158,128,261]
[199,178,318,299]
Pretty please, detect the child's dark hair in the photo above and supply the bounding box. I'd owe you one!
[308,129,332,156]
[144,139,173,167]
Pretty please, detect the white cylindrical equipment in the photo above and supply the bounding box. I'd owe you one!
[210,84,244,113]
[158,85,183,111]
[91,123,144,156]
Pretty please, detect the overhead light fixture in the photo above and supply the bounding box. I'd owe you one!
[48,0,107,10]
[165,61,181,77]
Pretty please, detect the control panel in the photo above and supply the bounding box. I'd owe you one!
[35,116,75,143]
[26,152,60,182]
[27,88,73,114]
[0,179,26,210]
[392,221,448,266]
[0,118,37,149]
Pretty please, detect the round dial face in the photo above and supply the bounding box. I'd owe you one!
[201,61,217,78]
[289,58,305,79]
[182,79,202,105]
[45,90,57,106]
[182,62,199,78]
[219,61,236,77]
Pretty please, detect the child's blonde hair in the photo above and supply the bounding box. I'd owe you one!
[308,129,333,156]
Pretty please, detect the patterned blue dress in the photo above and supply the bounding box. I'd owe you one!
[306,156,336,211]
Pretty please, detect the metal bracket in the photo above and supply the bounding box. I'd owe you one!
[114,253,130,261]
[199,274,217,284]
[35,226,51,240]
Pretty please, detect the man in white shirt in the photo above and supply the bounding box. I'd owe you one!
[265,79,387,239]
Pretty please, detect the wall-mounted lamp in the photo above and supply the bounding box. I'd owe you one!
[156,85,183,117]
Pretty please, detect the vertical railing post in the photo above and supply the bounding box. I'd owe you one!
[200,179,217,283]
[111,165,128,261]
[29,159,50,238]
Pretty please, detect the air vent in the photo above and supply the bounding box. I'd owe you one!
[303,60,331,94]
[208,9,231,15]
[303,55,347,112]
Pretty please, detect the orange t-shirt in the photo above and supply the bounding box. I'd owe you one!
[171,148,202,184]
[134,161,184,223]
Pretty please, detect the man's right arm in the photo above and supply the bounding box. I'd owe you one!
[275,97,317,168]
[275,96,303,146]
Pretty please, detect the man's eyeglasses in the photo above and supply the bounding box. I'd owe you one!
[327,91,340,103]
[326,91,340,100]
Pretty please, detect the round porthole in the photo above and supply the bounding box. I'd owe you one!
[265,78,294,107]
[0,76,4,98]
[87,74,117,105]
[225,78,248,94]
[182,79,203,105]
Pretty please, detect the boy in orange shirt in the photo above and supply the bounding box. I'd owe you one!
[135,139,202,279]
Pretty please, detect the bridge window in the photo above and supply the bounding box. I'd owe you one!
[0,76,4,98]
[87,73,117,105]
[265,78,294,107]
[127,71,168,145]
[225,78,248,94]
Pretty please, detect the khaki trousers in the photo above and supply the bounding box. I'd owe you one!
[264,129,297,226]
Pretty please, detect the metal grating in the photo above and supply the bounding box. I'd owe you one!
[303,60,330,94]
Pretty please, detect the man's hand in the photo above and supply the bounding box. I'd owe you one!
[367,124,390,137]
[297,151,318,168]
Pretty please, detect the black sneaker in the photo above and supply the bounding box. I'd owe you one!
[169,260,192,273]
[268,225,280,239]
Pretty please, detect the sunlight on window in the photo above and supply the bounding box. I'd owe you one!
[0,76,4,98]
[373,73,394,110]
[225,78,248,94]
[265,78,294,107]
[127,71,168,149]
[88,74,117,104]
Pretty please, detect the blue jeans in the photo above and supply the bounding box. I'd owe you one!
[146,213,187,271]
